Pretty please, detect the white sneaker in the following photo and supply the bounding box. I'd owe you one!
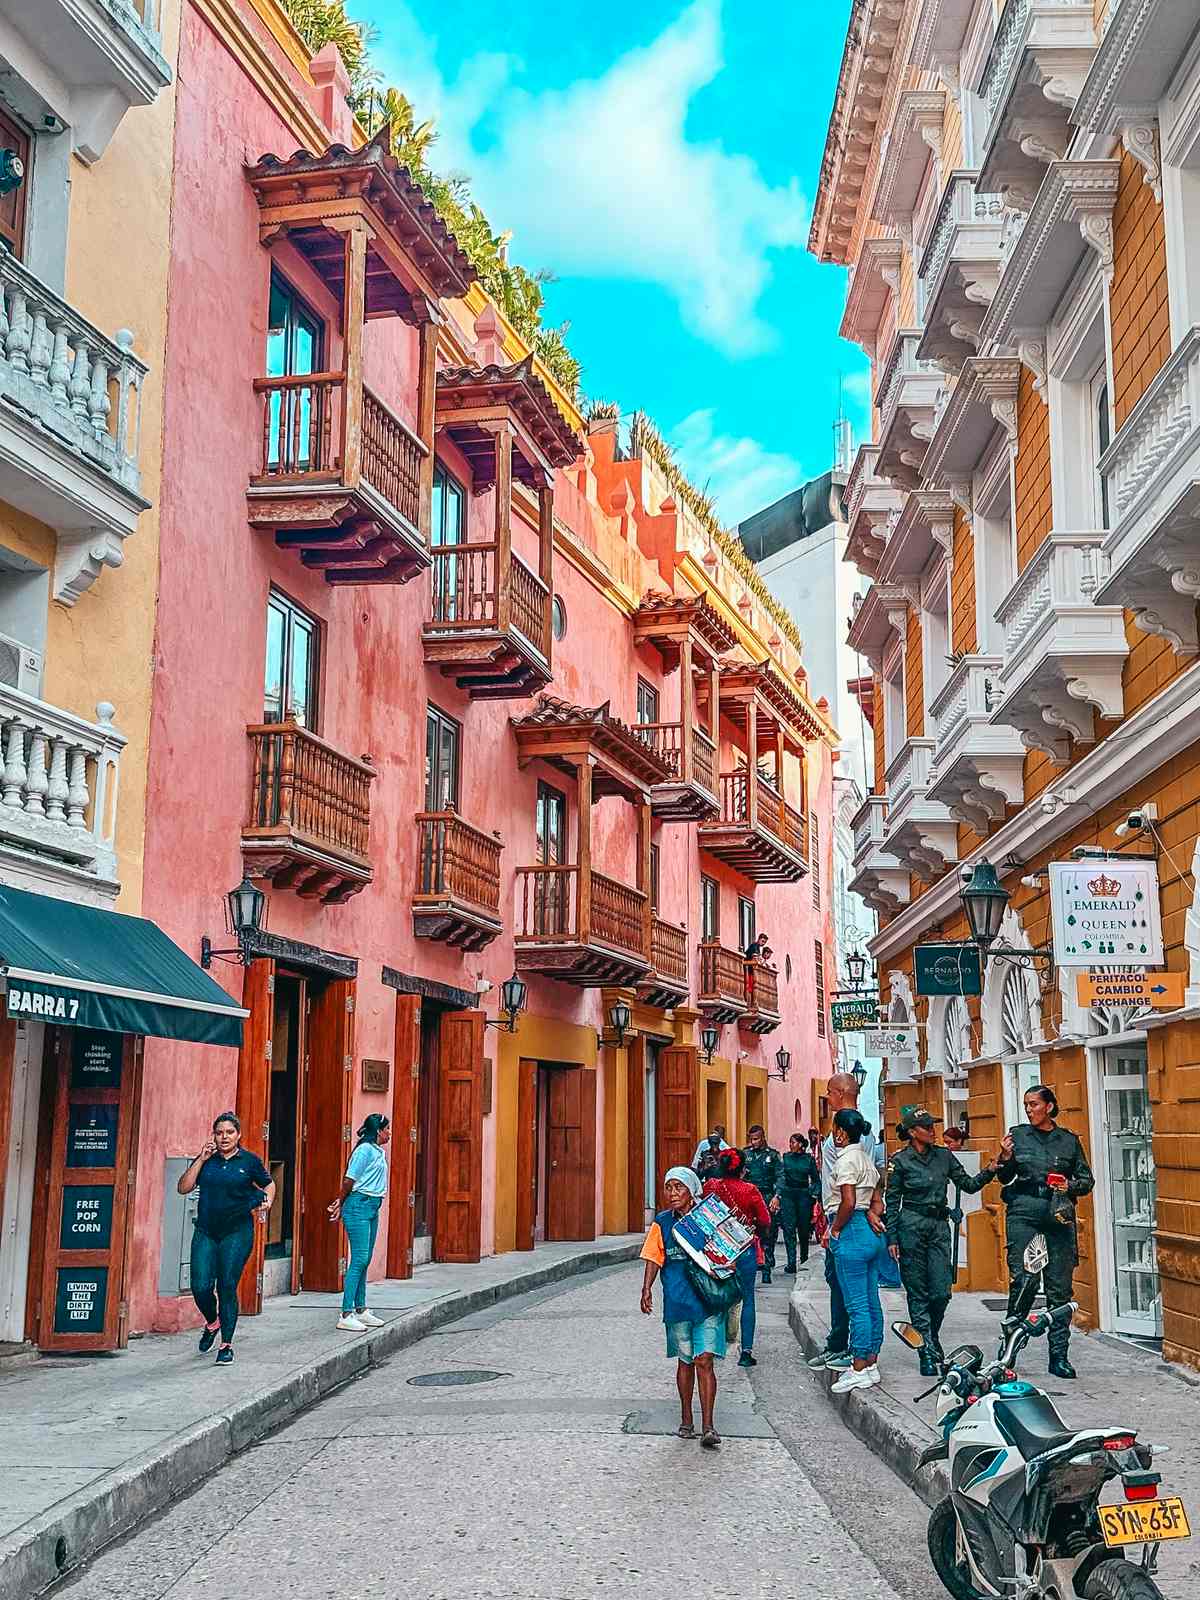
[864,1364,881,1387]
[357,1310,384,1328]
[830,1364,878,1394]
[336,1313,366,1332]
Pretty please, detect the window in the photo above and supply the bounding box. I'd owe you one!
[701,875,720,941]
[0,103,31,258]
[430,463,466,621]
[266,273,322,470]
[636,677,660,726]
[738,895,756,954]
[810,813,821,909]
[264,590,319,727]
[814,940,826,1039]
[425,705,460,811]
[536,781,567,864]
[883,651,905,764]
[551,595,567,640]
[649,842,660,913]
[1093,372,1112,529]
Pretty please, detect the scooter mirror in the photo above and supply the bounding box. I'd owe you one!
[891,1320,925,1349]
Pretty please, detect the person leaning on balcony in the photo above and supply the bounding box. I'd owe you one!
[177,1111,274,1366]
[328,1114,391,1333]
[639,1165,727,1448]
[884,1110,1001,1378]
[996,1086,1095,1380]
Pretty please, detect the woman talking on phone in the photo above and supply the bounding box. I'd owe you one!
[177,1112,274,1365]
[995,1085,1094,1379]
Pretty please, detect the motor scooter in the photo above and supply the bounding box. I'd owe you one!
[894,1273,1189,1600]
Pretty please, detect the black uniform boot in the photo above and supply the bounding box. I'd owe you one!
[1048,1334,1076,1379]
[928,1298,950,1366]
[918,1346,940,1378]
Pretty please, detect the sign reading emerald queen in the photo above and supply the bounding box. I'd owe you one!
[1049,860,1163,968]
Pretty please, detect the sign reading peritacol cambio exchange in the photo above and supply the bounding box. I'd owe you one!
[1049,860,1163,967]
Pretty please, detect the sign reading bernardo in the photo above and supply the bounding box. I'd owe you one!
[1049,860,1163,968]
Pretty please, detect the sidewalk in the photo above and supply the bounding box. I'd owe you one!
[790,1263,1200,1593]
[0,1235,640,1600]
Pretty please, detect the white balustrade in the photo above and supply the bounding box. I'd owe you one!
[929,655,999,750]
[0,688,125,879]
[1102,328,1200,521]
[0,252,146,497]
[884,736,936,817]
[996,532,1110,662]
[852,792,888,861]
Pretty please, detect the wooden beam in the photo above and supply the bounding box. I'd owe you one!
[709,661,720,744]
[416,312,438,545]
[636,799,652,960]
[747,696,759,830]
[495,422,513,632]
[577,757,593,946]
[680,635,694,784]
[538,483,554,663]
[341,223,369,488]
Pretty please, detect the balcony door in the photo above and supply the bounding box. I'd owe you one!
[266,273,323,471]
[425,705,460,811]
[431,463,466,622]
[535,781,567,934]
[0,104,30,259]
[264,590,319,728]
[701,874,720,942]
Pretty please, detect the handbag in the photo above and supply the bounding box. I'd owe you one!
[684,1256,745,1315]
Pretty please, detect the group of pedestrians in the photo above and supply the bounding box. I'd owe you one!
[178,1110,393,1363]
[641,1068,1096,1442]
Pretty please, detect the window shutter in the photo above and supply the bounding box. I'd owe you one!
[814,940,826,1038]
[810,813,820,908]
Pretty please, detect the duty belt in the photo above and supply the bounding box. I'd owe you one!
[903,1202,950,1219]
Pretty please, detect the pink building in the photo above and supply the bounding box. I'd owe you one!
[122,1,838,1337]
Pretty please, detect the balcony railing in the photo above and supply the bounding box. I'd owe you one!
[243,721,375,902]
[742,959,781,1033]
[651,917,689,987]
[927,655,1026,829]
[698,939,748,1022]
[0,688,125,884]
[430,544,549,647]
[882,736,959,881]
[514,862,650,986]
[416,810,502,916]
[255,373,424,535]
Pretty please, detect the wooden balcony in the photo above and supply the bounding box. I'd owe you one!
[741,959,781,1034]
[412,810,503,952]
[247,373,430,585]
[242,722,375,903]
[639,916,690,1010]
[698,773,808,883]
[697,939,748,1024]
[634,722,718,822]
[514,863,650,988]
[423,544,551,698]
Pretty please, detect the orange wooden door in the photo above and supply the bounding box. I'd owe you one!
[655,1045,697,1204]
[300,978,355,1292]
[387,993,421,1279]
[547,1066,597,1242]
[433,1009,484,1263]
[236,959,275,1316]
[515,1058,538,1251]
[37,1030,141,1351]
[626,1037,646,1232]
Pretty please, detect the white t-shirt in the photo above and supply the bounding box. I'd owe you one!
[821,1131,884,1211]
[833,1144,881,1210]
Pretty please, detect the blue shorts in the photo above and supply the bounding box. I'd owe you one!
[666,1314,727,1363]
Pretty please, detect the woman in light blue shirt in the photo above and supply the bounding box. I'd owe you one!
[327,1114,391,1331]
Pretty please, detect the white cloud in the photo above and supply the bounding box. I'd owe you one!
[670,408,803,526]
[372,1,808,355]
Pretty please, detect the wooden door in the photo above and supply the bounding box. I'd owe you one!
[289,981,309,1296]
[236,959,275,1315]
[546,1067,597,1242]
[626,1037,646,1233]
[37,1030,141,1351]
[515,1058,538,1251]
[655,1045,698,1204]
[0,1019,15,1262]
[387,993,421,1279]
[300,978,355,1292]
[433,1009,484,1263]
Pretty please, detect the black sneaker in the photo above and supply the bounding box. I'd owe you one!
[215,1345,234,1365]
[198,1325,219,1354]
[761,1271,772,1285]
[737,1351,757,1367]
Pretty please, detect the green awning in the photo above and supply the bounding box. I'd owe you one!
[0,885,247,1048]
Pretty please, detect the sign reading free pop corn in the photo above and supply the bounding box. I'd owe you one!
[1049,860,1163,968]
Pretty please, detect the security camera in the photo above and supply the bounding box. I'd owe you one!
[474,974,492,995]
[960,866,974,883]
[1115,803,1157,839]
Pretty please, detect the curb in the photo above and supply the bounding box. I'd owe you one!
[787,1292,950,1510]
[3,1240,638,1599]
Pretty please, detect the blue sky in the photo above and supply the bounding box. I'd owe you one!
[360,0,867,526]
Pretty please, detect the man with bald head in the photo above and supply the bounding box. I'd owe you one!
[807,1071,887,1371]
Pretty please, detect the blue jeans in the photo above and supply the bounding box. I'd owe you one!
[736,1250,758,1352]
[832,1210,884,1361]
[190,1220,254,1345]
[341,1191,382,1315]
[825,1233,850,1354]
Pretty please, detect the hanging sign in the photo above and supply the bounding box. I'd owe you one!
[1049,860,1163,967]
[915,944,982,997]
[830,995,880,1032]
[864,1028,917,1061]
[1075,968,1185,1009]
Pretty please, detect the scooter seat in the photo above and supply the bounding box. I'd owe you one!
[993,1392,1077,1460]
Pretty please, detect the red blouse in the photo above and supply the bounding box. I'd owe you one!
[702,1177,771,1266]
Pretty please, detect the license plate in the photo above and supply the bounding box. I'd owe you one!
[1099,1498,1191,1547]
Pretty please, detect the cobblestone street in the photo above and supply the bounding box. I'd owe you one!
[52,1263,928,1600]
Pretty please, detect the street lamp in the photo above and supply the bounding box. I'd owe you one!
[597,998,633,1048]
[845,948,869,990]
[770,1046,791,1083]
[486,972,528,1033]
[958,859,1053,979]
[700,1025,720,1064]
[201,875,267,968]
[852,1059,868,1091]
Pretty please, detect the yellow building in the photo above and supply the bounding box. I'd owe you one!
[813,0,1200,1366]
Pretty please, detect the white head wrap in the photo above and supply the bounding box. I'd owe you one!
[664,1165,702,1200]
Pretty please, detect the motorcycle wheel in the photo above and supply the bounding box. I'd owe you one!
[928,1498,987,1600]
[1082,1560,1165,1600]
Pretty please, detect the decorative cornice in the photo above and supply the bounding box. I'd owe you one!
[194,0,333,153]
[872,90,947,224]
